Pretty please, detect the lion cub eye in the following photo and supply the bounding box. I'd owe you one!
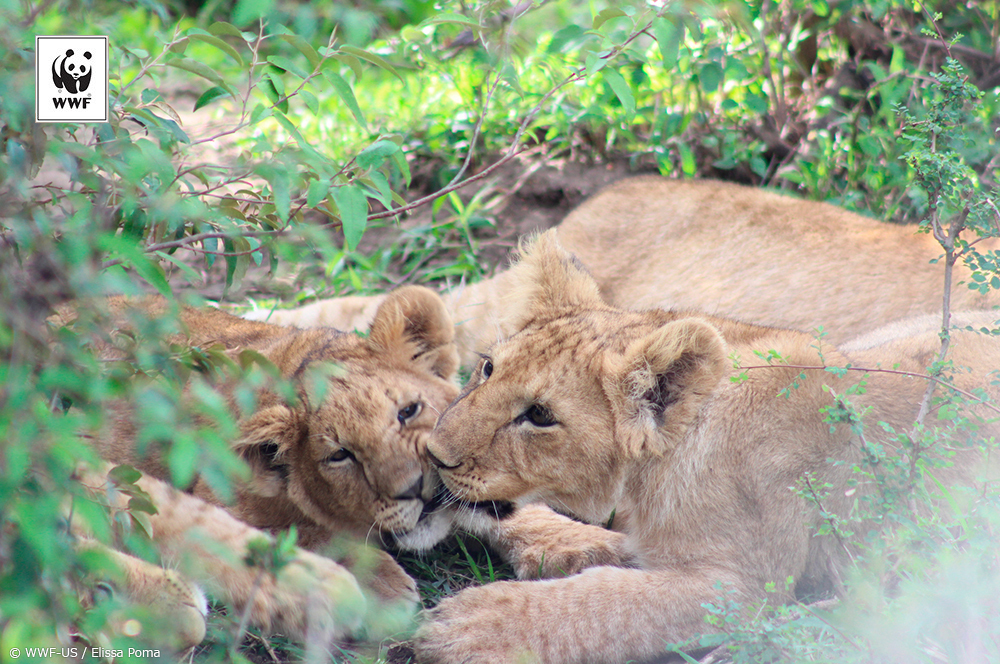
[325,448,354,464]
[397,402,422,425]
[481,359,493,380]
[522,404,557,428]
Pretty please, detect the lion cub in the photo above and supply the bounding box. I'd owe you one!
[69,286,461,649]
[416,232,999,664]
[248,177,999,366]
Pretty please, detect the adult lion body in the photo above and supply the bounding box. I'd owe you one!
[69,286,462,649]
[249,177,999,366]
[416,232,1000,664]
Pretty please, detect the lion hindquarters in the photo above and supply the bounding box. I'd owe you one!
[76,541,208,652]
[137,471,374,644]
[78,465,378,648]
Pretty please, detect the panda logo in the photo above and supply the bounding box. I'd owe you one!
[52,48,92,94]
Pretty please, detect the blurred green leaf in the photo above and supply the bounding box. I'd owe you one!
[603,69,635,117]
[193,86,233,112]
[322,69,366,129]
[593,8,627,30]
[332,185,369,251]
[356,139,400,170]
[279,33,322,69]
[268,55,311,80]
[339,45,404,83]
[187,30,244,66]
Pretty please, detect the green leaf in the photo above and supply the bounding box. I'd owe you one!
[166,58,236,97]
[232,0,275,28]
[363,171,393,210]
[203,236,218,267]
[208,21,250,41]
[593,7,627,30]
[267,55,311,81]
[425,13,482,29]
[122,209,147,240]
[222,237,251,295]
[332,185,369,251]
[193,86,233,111]
[356,139,400,170]
[272,110,320,159]
[338,45,404,82]
[603,69,635,116]
[187,30,244,66]
[108,464,143,485]
[391,149,411,188]
[256,163,291,222]
[307,178,331,208]
[166,433,198,490]
[259,72,288,114]
[745,92,768,115]
[249,102,271,125]
[332,53,363,79]
[156,251,202,285]
[279,33,322,69]
[247,237,263,266]
[699,62,723,93]
[128,495,159,515]
[322,69,366,129]
[678,142,696,177]
[585,50,610,76]
[652,18,682,70]
[299,89,319,114]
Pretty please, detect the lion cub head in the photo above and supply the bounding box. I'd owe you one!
[233,285,461,550]
[99,286,460,552]
[427,233,728,521]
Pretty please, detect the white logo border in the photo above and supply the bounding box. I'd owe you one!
[35,35,110,124]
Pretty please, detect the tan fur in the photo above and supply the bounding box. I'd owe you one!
[75,465,366,651]
[71,286,462,647]
[250,177,999,366]
[415,232,1000,664]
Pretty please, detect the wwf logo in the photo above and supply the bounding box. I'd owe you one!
[36,35,108,123]
[52,48,93,94]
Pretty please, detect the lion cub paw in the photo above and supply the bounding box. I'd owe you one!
[252,549,370,644]
[415,583,534,664]
[488,505,635,580]
[514,529,634,580]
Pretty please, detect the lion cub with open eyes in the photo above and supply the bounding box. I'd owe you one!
[416,232,1000,664]
[74,286,612,652]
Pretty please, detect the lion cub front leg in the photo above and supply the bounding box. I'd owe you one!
[461,504,634,579]
[416,566,741,664]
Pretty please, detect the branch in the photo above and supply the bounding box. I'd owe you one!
[101,229,285,269]
[368,6,663,223]
[740,363,1000,415]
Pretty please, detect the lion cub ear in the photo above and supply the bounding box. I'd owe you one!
[499,230,605,332]
[367,285,459,380]
[236,405,301,497]
[607,319,728,456]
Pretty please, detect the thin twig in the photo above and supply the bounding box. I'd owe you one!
[230,568,266,660]
[740,364,1000,415]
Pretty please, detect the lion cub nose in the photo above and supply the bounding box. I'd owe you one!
[394,475,423,500]
[426,448,448,469]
